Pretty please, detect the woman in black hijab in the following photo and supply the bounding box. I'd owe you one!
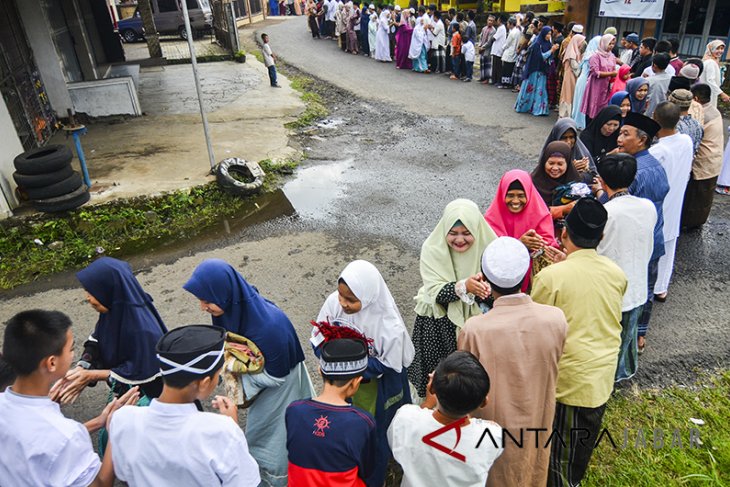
[579,105,622,163]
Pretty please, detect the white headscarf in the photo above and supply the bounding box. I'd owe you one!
[315,260,415,372]
[409,17,426,59]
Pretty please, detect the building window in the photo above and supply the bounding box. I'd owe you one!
[709,4,730,38]
[686,0,710,36]
[186,0,199,10]
[158,0,178,12]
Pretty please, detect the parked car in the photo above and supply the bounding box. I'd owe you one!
[118,0,212,42]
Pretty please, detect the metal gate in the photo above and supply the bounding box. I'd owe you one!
[232,0,264,19]
[211,0,240,52]
[0,0,56,150]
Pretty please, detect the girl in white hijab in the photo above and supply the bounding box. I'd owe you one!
[409,16,430,72]
[314,259,414,486]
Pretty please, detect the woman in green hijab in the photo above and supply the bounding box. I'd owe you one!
[408,199,497,398]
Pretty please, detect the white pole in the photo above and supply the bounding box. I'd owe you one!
[180,0,217,171]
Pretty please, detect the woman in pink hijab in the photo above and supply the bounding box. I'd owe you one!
[580,34,617,124]
[558,33,586,118]
[485,169,558,290]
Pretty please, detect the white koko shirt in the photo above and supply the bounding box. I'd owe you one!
[0,388,101,487]
[110,400,261,487]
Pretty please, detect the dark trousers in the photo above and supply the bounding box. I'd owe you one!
[445,46,452,73]
[430,46,445,72]
[451,55,461,77]
[464,60,474,79]
[548,402,607,487]
[267,65,278,86]
[491,55,503,85]
[638,257,660,337]
[324,20,335,37]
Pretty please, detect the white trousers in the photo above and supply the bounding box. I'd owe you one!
[654,237,677,295]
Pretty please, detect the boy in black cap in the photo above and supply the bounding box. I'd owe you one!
[285,338,376,486]
[531,198,627,487]
[618,111,670,352]
[109,325,260,486]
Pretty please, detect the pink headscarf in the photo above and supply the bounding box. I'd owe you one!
[703,39,725,64]
[563,34,586,63]
[596,33,615,59]
[609,64,631,98]
[484,169,558,247]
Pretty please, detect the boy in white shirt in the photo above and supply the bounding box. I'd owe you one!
[0,309,137,487]
[388,351,503,487]
[462,37,476,82]
[261,33,281,88]
[109,325,260,486]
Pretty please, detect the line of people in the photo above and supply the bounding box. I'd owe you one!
[0,99,715,487]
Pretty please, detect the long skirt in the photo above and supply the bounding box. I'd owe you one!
[572,60,591,129]
[681,175,718,228]
[408,313,457,398]
[479,52,492,81]
[558,62,578,118]
[368,28,377,56]
[546,58,559,106]
[615,305,643,382]
[515,71,549,116]
[411,45,429,72]
[512,51,526,86]
[395,25,413,69]
[244,362,315,487]
[654,237,677,295]
[347,28,358,53]
[718,136,730,187]
[374,28,391,61]
[355,367,411,487]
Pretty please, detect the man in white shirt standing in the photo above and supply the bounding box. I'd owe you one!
[499,17,521,88]
[110,325,260,486]
[649,101,694,302]
[428,10,446,73]
[261,33,281,88]
[490,14,507,86]
[596,154,657,381]
[323,0,336,39]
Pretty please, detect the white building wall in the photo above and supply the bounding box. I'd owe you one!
[0,102,23,218]
[15,0,74,115]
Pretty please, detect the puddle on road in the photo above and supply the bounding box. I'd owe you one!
[282,159,352,219]
[316,118,346,130]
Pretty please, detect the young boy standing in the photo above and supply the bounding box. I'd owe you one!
[261,33,281,88]
[449,24,462,80]
[388,351,503,486]
[0,310,136,487]
[286,338,376,486]
[462,35,475,82]
[109,325,261,486]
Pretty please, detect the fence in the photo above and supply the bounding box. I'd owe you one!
[211,0,240,52]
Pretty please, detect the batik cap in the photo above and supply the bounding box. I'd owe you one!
[624,111,661,139]
[481,237,530,289]
[156,325,226,381]
[320,338,368,379]
[564,198,607,242]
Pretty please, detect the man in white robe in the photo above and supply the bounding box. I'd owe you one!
[650,101,694,300]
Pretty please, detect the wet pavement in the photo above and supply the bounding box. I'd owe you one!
[1,18,729,433]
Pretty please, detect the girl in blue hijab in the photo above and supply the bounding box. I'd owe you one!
[53,257,167,404]
[626,77,650,114]
[515,26,559,116]
[610,90,631,123]
[184,259,313,487]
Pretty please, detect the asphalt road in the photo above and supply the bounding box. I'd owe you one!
[1,16,729,434]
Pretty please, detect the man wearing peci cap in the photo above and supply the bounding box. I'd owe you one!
[531,198,627,487]
[285,338,376,486]
[458,237,568,487]
[109,325,261,486]
[617,111,670,353]
[669,89,704,153]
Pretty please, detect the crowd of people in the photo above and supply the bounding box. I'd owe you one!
[1,6,729,487]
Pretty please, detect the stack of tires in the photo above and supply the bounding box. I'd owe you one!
[13,145,90,213]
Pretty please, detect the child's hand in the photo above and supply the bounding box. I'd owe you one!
[213,395,238,422]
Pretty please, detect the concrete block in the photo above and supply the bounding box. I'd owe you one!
[68,77,142,117]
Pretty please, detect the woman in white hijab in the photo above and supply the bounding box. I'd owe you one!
[374,7,392,61]
[409,15,430,72]
[314,259,414,487]
[368,10,378,58]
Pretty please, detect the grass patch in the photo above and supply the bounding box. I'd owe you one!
[0,161,298,290]
[285,75,328,129]
[582,370,729,486]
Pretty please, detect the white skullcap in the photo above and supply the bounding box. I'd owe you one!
[572,24,584,34]
[481,237,530,289]
[369,3,375,8]
[394,5,401,10]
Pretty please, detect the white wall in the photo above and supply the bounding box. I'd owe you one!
[15,0,74,115]
[0,102,23,218]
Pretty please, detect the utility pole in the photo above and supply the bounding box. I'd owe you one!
[138,0,162,58]
[180,0,217,171]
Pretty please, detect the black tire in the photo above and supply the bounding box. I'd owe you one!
[25,172,83,200]
[32,185,90,213]
[216,158,264,196]
[13,164,74,188]
[121,29,138,43]
[14,145,73,175]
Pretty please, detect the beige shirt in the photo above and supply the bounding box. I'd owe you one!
[531,249,626,408]
[458,294,567,487]
[692,103,724,180]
